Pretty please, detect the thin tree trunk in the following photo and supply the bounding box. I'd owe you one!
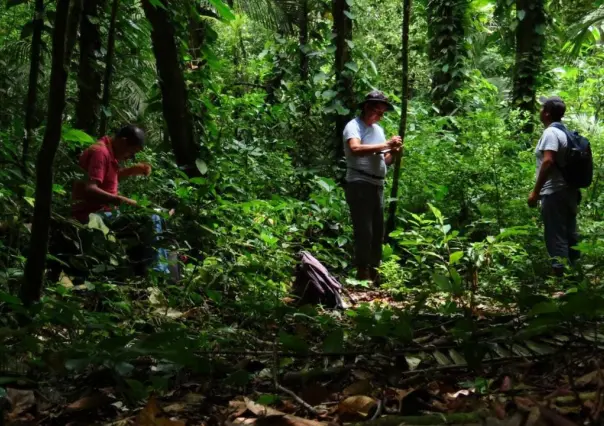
[20,0,79,306]
[512,0,545,134]
[75,0,104,135]
[99,0,119,136]
[22,0,44,171]
[65,0,83,60]
[142,0,199,174]
[385,0,411,238]
[299,0,309,81]
[333,0,353,159]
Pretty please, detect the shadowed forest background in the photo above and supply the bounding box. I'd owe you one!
[1,0,604,424]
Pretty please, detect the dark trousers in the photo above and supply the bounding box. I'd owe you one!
[345,182,384,270]
[541,188,580,270]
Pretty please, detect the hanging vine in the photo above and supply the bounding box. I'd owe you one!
[427,0,468,116]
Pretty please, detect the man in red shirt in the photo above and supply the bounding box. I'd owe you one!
[72,125,169,276]
[72,125,150,221]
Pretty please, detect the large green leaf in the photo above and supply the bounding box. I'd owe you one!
[208,0,235,21]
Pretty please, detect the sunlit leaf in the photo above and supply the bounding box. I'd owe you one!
[208,0,235,21]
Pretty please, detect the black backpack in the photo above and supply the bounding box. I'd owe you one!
[551,123,593,189]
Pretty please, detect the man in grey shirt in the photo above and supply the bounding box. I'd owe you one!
[343,91,402,284]
[528,96,579,275]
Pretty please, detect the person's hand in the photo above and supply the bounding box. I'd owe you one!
[132,163,152,177]
[387,136,402,149]
[119,196,138,207]
[527,191,540,208]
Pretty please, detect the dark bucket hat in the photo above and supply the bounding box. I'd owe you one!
[358,90,395,111]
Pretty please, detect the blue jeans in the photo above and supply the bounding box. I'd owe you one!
[541,188,580,271]
[103,211,170,274]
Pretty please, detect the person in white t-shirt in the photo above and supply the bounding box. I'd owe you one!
[528,96,580,275]
[342,91,402,284]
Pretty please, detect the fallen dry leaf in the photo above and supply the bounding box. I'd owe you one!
[241,399,325,426]
[7,388,36,419]
[342,380,372,397]
[136,397,186,426]
[245,398,284,417]
[163,403,186,413]
[337,395,377,417]
[385,387,414,403]
[183,393,205,405]
[351,370,373,381]
[229,399,249,419]
[575,370,603,387]
[231,418,259,426]
[514,396,537,411]
[65,393,113,412]
[525,407,541,426]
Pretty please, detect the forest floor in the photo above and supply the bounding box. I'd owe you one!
[3,283,602,426]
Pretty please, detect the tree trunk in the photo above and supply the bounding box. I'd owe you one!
[98,0,119,136]
[333,0,354,159]
[20,0,80,306]
[512,0,545,134]
[142,0,199,173]
[22,0,44,171]
[299,0,309,81]
[386,0,411,238]
[75,0,105,135]
[65,0,83,60]
[427,0,467,116]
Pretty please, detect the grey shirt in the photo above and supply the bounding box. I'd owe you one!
[535,122,568,196]
[343,117,387,186]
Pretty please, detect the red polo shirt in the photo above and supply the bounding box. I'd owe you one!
[72,136,119,222]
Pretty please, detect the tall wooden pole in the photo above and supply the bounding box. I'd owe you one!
[385,0,411,238]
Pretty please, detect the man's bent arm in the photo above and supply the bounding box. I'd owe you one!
[118,163,151,180]
[533,150,556,195]
[348,138,389,157]
[80,180,128,205]
[118,167,137,180]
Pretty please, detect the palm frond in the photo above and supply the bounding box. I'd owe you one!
[565,6,604,58]
[228,0,303,34]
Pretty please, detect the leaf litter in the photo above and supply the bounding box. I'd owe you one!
[3,287,604,425]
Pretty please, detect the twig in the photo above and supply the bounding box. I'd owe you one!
[276,383,318,416]
[369,398,383,421]
[272,334,318,416]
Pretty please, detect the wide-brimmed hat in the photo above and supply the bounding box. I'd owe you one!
[358,90,395,111]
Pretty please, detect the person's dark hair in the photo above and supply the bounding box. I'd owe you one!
[541,96,566,122]
[116,124,145,148]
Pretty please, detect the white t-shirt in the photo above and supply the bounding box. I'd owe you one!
[535,123,568,196]
[343,117,387,186]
